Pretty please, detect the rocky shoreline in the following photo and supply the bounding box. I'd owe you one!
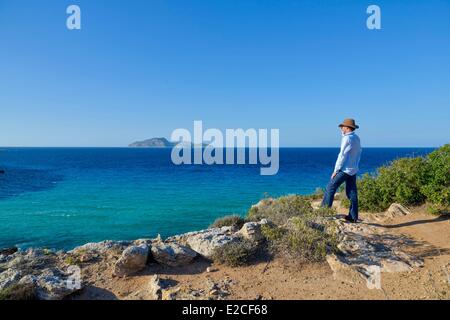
[0,217,269,300]
[0,201,431,300]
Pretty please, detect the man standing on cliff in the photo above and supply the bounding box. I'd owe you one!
[322,119,362,223]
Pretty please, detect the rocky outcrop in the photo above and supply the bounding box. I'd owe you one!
[1,220,269,300]
[113,244,150,277]
[148,275,164,300]
[327,218,424,285]
[167,226,241,259]
[150,242,197,267]
[70,240,131,254]
[326,254,363,283]
[0,268,22,291]
[20,268,81,300]
[1,219,271,300]
[0,249,83,300]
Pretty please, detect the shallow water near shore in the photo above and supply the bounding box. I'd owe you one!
[0,147,434,250]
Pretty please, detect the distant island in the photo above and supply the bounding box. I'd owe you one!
[129,138,176,148]
[129,137,206,148]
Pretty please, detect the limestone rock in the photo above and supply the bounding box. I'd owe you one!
[326,254,363,284]
[70,240,131,254]
[392,249,424,268]
[0,268,22,290]
[114,244,150,277]
[34,268,81,300]
[133,239,155,247]
[238,222,264,242]
[380,259,413,273]
[151,242,197,267]
[15,268,82,300]
[148,275,164,300]
[387,203,411,218]
[167,227,241,259]
[329,216,424,286]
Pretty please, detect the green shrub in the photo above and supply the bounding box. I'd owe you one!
[210,215,245,229]
[261,224,286,242]
[262,216,338,263]
[377,157,430,206]
[284,217,335,262]
[421,145,450,209]
[247,195,313,225]
[0,283,37,300]
[211,239,257,267]
[255,196,338,262]
[341,145,449,212]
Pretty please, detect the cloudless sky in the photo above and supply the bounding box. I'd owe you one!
[0,0,449,147]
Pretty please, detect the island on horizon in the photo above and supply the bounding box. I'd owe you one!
[128,137,176,148]
[129,137,209,148]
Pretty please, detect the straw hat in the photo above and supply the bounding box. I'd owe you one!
[338,118,359,129]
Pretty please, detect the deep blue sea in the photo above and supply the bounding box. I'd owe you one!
[0,148,434,250]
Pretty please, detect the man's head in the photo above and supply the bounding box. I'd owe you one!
[340,126,354,135]
[338,118,359,134]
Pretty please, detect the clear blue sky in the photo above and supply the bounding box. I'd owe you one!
[0,0,449,147]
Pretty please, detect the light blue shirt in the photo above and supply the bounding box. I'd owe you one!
[334,132,362,176]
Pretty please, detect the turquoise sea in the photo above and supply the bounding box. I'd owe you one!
[0,147,434,250]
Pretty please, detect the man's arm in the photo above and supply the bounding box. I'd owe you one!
[334,136,352,174]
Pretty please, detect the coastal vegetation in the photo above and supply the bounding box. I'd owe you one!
[342,144,449,213]
[247,195,313,225]
[211,239,258,267]
[248,196,338,263]
[210,215,246,229]
[211,195,339,267]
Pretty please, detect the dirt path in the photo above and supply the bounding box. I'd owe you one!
[74,207,450,300]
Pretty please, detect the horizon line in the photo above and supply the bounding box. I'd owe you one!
[0,146,440,149]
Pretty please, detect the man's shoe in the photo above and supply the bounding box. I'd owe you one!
[344,215,358,223]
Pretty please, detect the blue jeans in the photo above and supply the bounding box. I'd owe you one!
[321,170,358,220]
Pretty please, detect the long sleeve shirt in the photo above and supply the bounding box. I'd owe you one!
[334,132,362,176]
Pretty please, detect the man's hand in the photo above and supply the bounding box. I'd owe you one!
[331,172,337,180]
